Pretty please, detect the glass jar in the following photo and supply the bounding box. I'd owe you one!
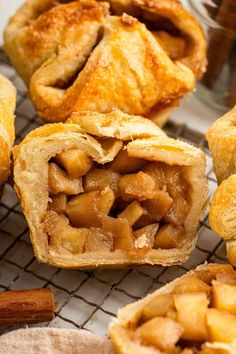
[184,0,236,112]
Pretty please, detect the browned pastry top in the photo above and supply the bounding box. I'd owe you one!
[107,0,207,78]
[4,0,206,123]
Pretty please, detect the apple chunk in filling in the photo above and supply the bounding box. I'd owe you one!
[66,188,115,227]
[131,268,236,353]
[45,147,191,256]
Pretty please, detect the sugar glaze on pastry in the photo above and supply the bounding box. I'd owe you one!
[0,74,16,187]
[109,263,236,354]
[13,110,207,269]
[4,0,206,124]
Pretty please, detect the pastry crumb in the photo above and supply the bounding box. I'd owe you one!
[121,13,137,26]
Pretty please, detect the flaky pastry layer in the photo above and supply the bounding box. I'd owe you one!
[207,107,236,265]
[4,0,206,124]
[13,110,207,269]
[209,175,236,266]
[206,106,236,184]
[0,74,16,186]
[107,0,207,79]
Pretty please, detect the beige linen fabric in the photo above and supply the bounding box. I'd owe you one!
[0,328,115,354]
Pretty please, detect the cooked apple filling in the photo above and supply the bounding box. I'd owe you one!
[128,268,236,353]
[43,143,191,255]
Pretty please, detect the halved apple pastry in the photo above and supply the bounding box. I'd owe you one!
[0,74,16,190]
[13,110,207,268]
[109,263,236,354]
[206,107,236,266]
[4,0,206,124]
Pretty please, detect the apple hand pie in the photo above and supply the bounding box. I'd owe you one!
[0,74,16,189]
[13,110,207,269]
[206,107,236,265]
[110,263,236,354]
[206,106,236,184]
[209,174,236,266]
[4,0,206,125]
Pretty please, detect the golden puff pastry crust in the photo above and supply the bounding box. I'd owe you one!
[207,107,236,265]
[4,0,205,124]
[13,110,207,269]
[109,263,236,354]
[0,74,16,187]
[107,0,207,79]
[209,174,236,266]
[206,106,236,184]
[209,174,236,241]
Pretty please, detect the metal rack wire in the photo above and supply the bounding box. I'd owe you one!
[0,49,227,337]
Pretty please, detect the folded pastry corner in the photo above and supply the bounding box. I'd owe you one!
[108,0,207,79]
[206,107,236,265]
[13,110,207,269]
[4,0,206,124]
[0,74,16,188]
[109,263,236,354]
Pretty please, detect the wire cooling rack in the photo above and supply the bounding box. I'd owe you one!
[0,48,227,337]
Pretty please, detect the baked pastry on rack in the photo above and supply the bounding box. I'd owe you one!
[4,0,206,125]
[0,74,16,191]
[13,110,207,269]
[110,263,236,354]
[209,174,236,265]
[206,106,236,184]
[206,107,236,266]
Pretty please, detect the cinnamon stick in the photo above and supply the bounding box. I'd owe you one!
[0,288,54,326]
